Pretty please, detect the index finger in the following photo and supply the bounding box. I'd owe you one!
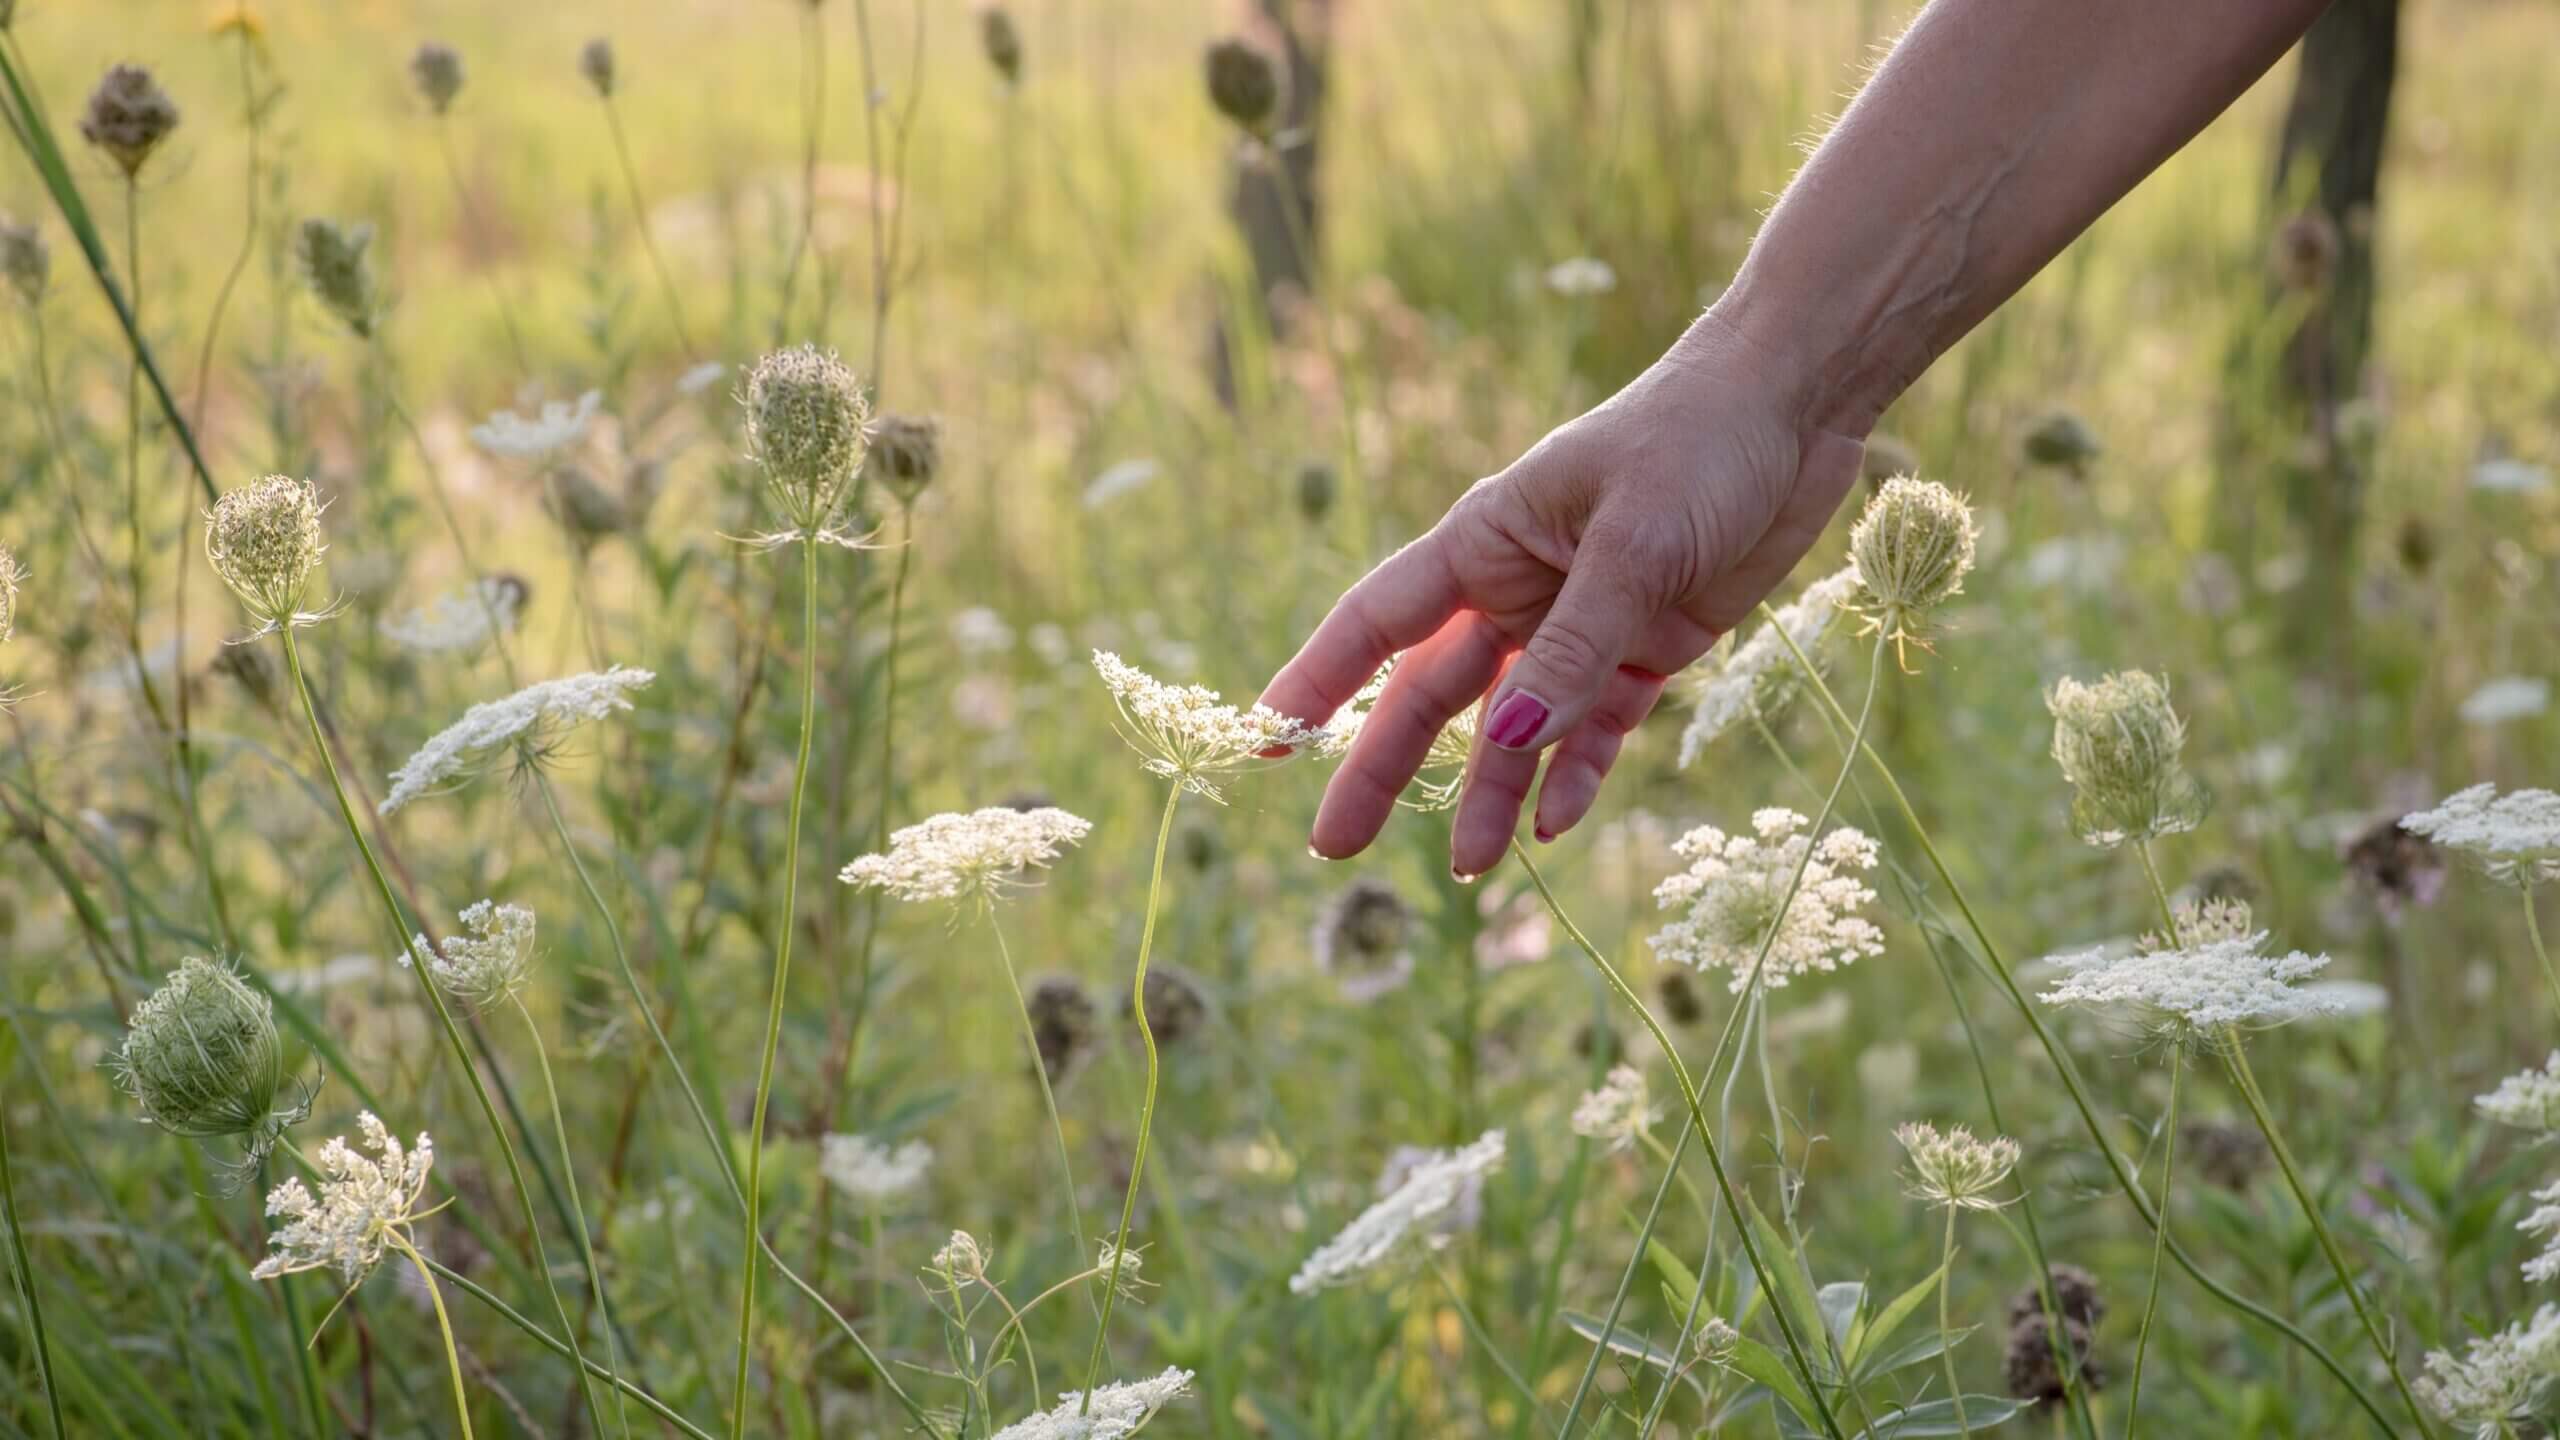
[1256,529,1466,726]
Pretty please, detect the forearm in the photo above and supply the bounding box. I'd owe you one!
[1711,0,2330,434]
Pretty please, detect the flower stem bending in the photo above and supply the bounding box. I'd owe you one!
[395,1237,476,1440]
[2125,1055,2180,1436]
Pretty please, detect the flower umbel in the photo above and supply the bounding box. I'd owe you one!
[408,901,537,1013]
[80,65,180,177]
[867,412,943,506]
[380,576,526,656]
[742,345,873,546]
[1203,38,1281,136]
[410,43,465,113]
[471,390,603,461]
[1570,1065,1654,1154]
[252,1113,435,1285]
[1314,661,1478,809]
[206,477,329,633]
[113,958,301,1164]
[1847,475,1977,665]
[0,542,19,644]
[1679,566,1859,765]
[1311,876,1416,1002]
[2479,1055,2560,1135]
[818,1134,933,1203]
[991,1367,1194,1440]
[1895,1121,2022,1210]
[2038,930,2349,1043]
[2520,1182,2560,1285]
[2401,784,2560,888]
[1290,1131,1505,1294]
[839,806,1091,907]
[293,218,378,338]
[1092,650,1319,801]
[2414,1304,2560,1437]
[2046,670,2209,848]
[1648,808,1884,992]
[379,667,654,813]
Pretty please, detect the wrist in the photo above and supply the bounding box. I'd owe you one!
[1700,251,1933,442]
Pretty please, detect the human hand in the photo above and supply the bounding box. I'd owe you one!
[1258,310,1870,878]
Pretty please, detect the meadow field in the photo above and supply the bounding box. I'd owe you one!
[1,1,2558,1436]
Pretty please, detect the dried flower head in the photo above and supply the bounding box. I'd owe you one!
[2005,1314,2103,1410]
[1656,969,1705,1025]
[2401,784,2560,889]
[867,412,942,506]
[1093,1240,1151,1302]
[819,1133,933,1203]
[1847,475,1976,663]
[471,390,602,462]
[2011,1264,2106,1330]
[1203,38,1282,136]
[1092,650,1317,801]
[80,65,180,177]
[380,667,654,813]
[252,1114,435,1285]
[2180,1118,2270,1191]
[2046,670,2209,848]
[992,1367,1194,1440]
[380,576,526,656]
[2343,814,2448,919]
[1312,877,1415,1002]
[1290,1131,1505,1294]
[577,38,615,97]
[2140,896,2256,951]
[1027,976,1096,1083]
[978,5,1023,87]
[1130,966,1209,1047]
[2414,1304,2560,1436]
[410,43,465,113]
[1679,566,1859,764]
[1570,1065,1654,1154]
[114,958,301,1163]
[929,1230,989,1290]
[293,218,379,338]
[206,477,327,632]
[742,345,872,544]
[1648,808,1883,993]
[839,806,1091,907]
[0,215,46,305]
[408,900,536,1012]
[2038,930,2349,1043]
[2020,411,2102,476]
[1694,1317,1742,1366]
[1895,1120,2021,1210]
[2478,1055,2560,1135]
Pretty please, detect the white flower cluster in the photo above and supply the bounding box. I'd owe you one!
[819,1133,933,1202]
[252,1113,434,1284]
[1678,567,1858,766]
[2401,784,2560,888]
[1310,662,1478,811]
[380,667,654,813]
[380,578,522,655]
[1289,1130,1505,1295]
[2415,1304,2560,1436]
[1648,808,1883,993]
[1570,1065,1654,1154]
[2479,1054,2560,1134]
[1894,1120,2022,1211]
[470,390,601,460]
[2521,1182,2560,1285]
[408,900,536,1011]
[839,806,1091,905]
[2038,931,2348,1036]
[1092,650,1319,801]
[990,1366,1194,1440]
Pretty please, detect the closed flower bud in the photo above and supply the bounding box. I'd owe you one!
[206,476,326,630]
[114,958,300,1163]
[978,5,1023,87]
[578,38,615,98]
[2019,410,2102,477]
[293,218,378,338]
[742,345,872,538]
[410,42,466,114]
[0,215,46,305]
[80,65,181,178]
[866,412,942,506]
[2046,670,2208,848]
[1204,38,1281,137]
[1847,476,1975,662]
[1294,460,1336,522]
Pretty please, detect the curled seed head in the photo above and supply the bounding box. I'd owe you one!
[578,38,615,97]
[2020,410,2102,477]
[80,65,181,177]
[2009,1263,2106,1329]
[1847,476,1976,655]
[2004,1314,2102,1409]
[2046,670,2208,848]
[410,42,466,113]
[0,214,47,305]
[1026,975,1096,1083]
[1295,460,1337,522]
[293,218,379,338]
[978,5,1023,86]
[742,345,872,533]
[206,476,325,629]
[1204,38,1282,136]
[114,958,291,1155]
[866,413,943,506]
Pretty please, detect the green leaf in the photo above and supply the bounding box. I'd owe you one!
[1849,1256,1948,1374]
[1744,1194,1833,1385]
[1818,1281,1866,1351]
[1560,1310,1685,1372]
[1851,1395,2031,1436]
[1648,1237,1701,1314]
[1726,1334,1821,1427]
[1861,1326,1976,1379]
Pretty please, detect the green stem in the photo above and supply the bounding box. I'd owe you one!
[2125,1056,2181,1436]
[394,1238,476,1440]
[1080,783,1182,1409]
[276,626,603,1430]
[424,1257,718,1440]
[432,116,532,376]
[731,531,824,1438]
[1434,1259,1543,1425]
[1939,1207,1966,1435]
[991,908,1089,1258]
[770,3,826,343]
[0,1090,63,1439]
[598,96,697,356]
[1636,1130,1715,1233]
[2523,891,2560,1027]
[512,997,632,1440]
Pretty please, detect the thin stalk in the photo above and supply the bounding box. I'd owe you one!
[1259,139,1372,559]
[730,531,824,1439]
[426,1255,717,1440]
[1937,1208,1966,1434]
[121,178,144,671]
[771,3,827,342]
[2125,1056,2181,1436]
[511,997,632,1440]
[275,626,604,1430]
[1434,1259,1543,1425]
[431,117,533,376]
[379,379,523,685]
[2523,892,2560,1026]
[1636,1130,1715,1233]
[393,1239,475,1440]
[1079,784,1182,1409]
[597,96,697,355]
[0,1094,63,1439]
[990,909,1088,1257]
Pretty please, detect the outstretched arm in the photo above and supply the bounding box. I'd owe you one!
[1260,0,2332,876]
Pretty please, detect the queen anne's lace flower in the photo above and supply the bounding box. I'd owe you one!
[1092,650,1318,801]
[1895,1121,2022,1210]
[1570,1065,1653,1153]
[991,1367,1194,1440]
[1679,567,1858,766]
[1290,1131,1505,1294]
[2520,1182,2560,1285]
[380,667,653,813]
[1648,809,1883,993]
[252,1113,435,1284]
[1,543,23,644]
[2141,897,2258,951]
[380,577,523,655]
[408,901,536,1011]
[470,390,602,460]
[2038,931,2348,1038]
[2481,1055,2560,1134]
[838,806,1090,905]
[1312,662,1477,810]
[2415,1304,2560,1437]
[207,477,330,632]
[2402,784,2560,888]
[819,1133,932,1202]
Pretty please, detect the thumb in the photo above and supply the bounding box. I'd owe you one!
[1483,551,1652,754]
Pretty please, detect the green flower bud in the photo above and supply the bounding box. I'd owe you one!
[2046,670,2209,849]
[1204,38,1281,137]
[0,214,47,306]
[743,345,872,537]
[114,958,300,1163]
[206,476,326,630]
[1847,475,1975,663]
[410,42,465,114]
[293,218,378,338]
[866,413,942,506]
[578,37,615,98]
[79,65,181,178]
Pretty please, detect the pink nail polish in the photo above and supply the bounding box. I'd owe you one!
[1534,825,1555,844]
[1485,690,1550,749]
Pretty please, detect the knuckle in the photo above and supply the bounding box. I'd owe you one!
[1526,613,1612,684]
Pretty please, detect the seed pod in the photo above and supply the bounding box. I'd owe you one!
[578,38,615,98]
[293,218,379,338]
[0,215,47,305]
[1847,476,1976,655]
[1026,974,1095,1083]
[410,42,466,114]
[866,413,942,507]
[978,5,1023,87]
[2046,670,2209,848]
[114,958,294,1160]
[1203,38,1281,137]
[80,65,181,178]
[2004,1314,2102,1409]
[742,345,872,535]
[206,476,326,630]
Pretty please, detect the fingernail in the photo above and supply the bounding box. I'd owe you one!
[1308,839,1334,861]
[1484,689,1550,749]
[1450,864,1480,886]
[1534,825,1555,844]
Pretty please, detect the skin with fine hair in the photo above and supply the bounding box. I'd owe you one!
[1258,0,2334,879]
